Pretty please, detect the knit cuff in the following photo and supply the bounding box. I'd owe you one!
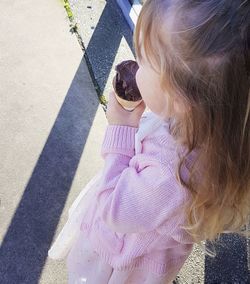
[101,125,138,158]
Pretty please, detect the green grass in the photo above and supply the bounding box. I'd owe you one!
[59,0,108,109]
[61,0,74,21]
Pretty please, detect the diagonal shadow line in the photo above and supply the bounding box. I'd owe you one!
[85,0,134,95]
[0,1,134,283]
[0,58,99,283]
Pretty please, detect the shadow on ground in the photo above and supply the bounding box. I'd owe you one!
[0,0,132,282]
[84,0,135,95]
[0,57,100,282]
[205,233,249,283]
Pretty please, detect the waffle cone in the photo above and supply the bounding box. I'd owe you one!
[115,93,142,111]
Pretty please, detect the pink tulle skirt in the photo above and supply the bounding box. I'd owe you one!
[66,229,174,284]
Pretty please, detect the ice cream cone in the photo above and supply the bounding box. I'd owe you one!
[115,93,142,111]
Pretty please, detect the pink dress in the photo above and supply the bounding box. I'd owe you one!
[66,229,175,284]
[48,112,186,283]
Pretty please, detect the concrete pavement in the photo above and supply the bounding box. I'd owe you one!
[0,0,106,283]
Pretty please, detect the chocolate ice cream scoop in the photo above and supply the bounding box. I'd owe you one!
[113,60,142,102]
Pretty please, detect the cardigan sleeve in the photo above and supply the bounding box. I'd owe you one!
[96,125,186,234]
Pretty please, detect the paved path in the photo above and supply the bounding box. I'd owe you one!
[0,0,106,283]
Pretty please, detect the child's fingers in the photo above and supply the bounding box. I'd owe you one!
[106,91,146,127]
[109,90,145,113]
[108,90,117,103]
[133,100,146,115]
[107,91,123,109]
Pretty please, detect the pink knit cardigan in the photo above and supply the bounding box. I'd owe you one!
[80,112,194,278]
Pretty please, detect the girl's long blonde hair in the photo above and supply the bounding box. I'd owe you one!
[134,0,250,248]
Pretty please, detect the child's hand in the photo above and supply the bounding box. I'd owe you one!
[106,91,146,128]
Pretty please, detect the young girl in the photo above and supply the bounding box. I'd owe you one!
[48,0,250,283]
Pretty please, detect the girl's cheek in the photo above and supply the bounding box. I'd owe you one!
[135,69,142,95]
[135,67,140,85]
[136,68,149,106]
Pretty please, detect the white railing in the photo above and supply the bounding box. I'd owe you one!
[116,0,142,31]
